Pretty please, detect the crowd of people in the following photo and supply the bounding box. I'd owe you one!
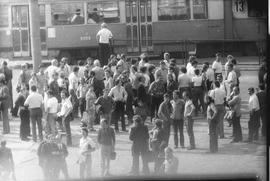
[0,51,267,179]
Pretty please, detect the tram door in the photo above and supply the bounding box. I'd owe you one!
[126,0,153,53]
[12,6,30,57]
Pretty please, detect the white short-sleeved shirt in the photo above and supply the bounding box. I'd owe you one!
[192,76,202,87]
[206,68,215,82]
[24,92,43,109]
[187,66,195,78]
[249,94,260,112]
[47,97,58,114]
[68,72,79,91]
[108,86,127,102]
[209,88,226,105]
[227,70,237,85]
[212,61,222,73]
[79,137,96,155]
[97,28,113,44]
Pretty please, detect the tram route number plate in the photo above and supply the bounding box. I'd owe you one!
[80,36,91,41]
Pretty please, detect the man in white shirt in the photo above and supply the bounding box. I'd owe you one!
[24,85,44,142]
[96,23,113,66]
[226,64,237,95]
[45,90,58,136]
[178,67,192,98]
[212,53,223,80]
[187,60,198,78]
[209,81,226,139]
[204,62,215,90]
[68,66,80,92]
[108,78,127,132]
[45,59,59,84]
[58,90,73,146]
[245,87,260,142]
[192,69,205,115]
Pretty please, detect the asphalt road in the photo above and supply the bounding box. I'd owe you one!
[0,70,266,181]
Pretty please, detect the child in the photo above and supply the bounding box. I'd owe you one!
[77,78,88,117]
[85,85,97,131]
[134,99,147,123]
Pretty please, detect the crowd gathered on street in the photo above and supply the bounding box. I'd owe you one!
[0,23,267,180]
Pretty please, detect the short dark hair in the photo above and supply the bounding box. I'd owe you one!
[228,63,234,68]
[47,90,54,96]
[140,66,147,73]
[115,78,121,85]
[216,52,222,57]
[183,91,190,99]
[164,93,170,98]
[90,71,95,76]
[248,87,255,93]
[148,65,155,72]
[191,60,198,66]
[155,119,163,128]
[73,66,79,72]
[180,67,187,73]
[31,85,37,92]
[259,84,265,91]
[214,81,220,88]
[231,59,237,65]
[194,69,200,75]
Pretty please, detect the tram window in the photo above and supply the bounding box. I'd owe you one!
[87,2,120,24]
[158,0,190,21]
[247,0,267,17]
[39,5,46,27]
[193,0,207,19]
[51,3,84,25]
[0,5,8,27]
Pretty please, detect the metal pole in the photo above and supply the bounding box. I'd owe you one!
[29,0,41,73]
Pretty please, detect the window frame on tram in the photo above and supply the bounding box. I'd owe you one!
[0,5,9,28]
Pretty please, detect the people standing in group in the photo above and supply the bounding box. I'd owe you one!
[0,61,13,114]
[97,119,115,176]
[149,74,166,120]
[96,23,113,66]
[245,87,260,142]
[227,86,242,143]
[57,90,73,146]
[129,115,150,175]
[0,74,11,134]
[109,78,127,132]
[85,85,97,131]
[45,90,58,136]
[256,84,266,139]
[95,88,114,126]
[183,91,196,150]
[212,53,223,80]
[24,85,43,142]
[209,81,226,139]
[149,119,167,174]
[78,127,96,179]
[16,85,30,141]
[206,95,218,153]
[178,67,192,98]
[158,93,172,145]
[170,90,185,149]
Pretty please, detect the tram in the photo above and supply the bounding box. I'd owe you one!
[0,0,267,63]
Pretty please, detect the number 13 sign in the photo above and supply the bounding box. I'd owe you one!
[233,0,247,18]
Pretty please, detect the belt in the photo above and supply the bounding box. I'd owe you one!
[29,107,41,110]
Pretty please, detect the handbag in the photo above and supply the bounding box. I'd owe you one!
[110,151,116,160]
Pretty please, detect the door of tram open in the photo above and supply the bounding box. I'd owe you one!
[125,0,153,53]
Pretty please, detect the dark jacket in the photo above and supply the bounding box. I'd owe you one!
[129,124,149,155]
[97,127,115,146]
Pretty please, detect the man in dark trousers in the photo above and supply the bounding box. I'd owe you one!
[129,115,150,175]
[96,23,113,66]
[256,84,266,139]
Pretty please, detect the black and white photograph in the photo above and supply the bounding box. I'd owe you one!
[0,0,268,180]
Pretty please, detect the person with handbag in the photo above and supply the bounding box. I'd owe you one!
[78,127,96,179]
[206,95,218,153]
[129,115,150,175]
[97,119,115,176]
[227,86,242,143]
